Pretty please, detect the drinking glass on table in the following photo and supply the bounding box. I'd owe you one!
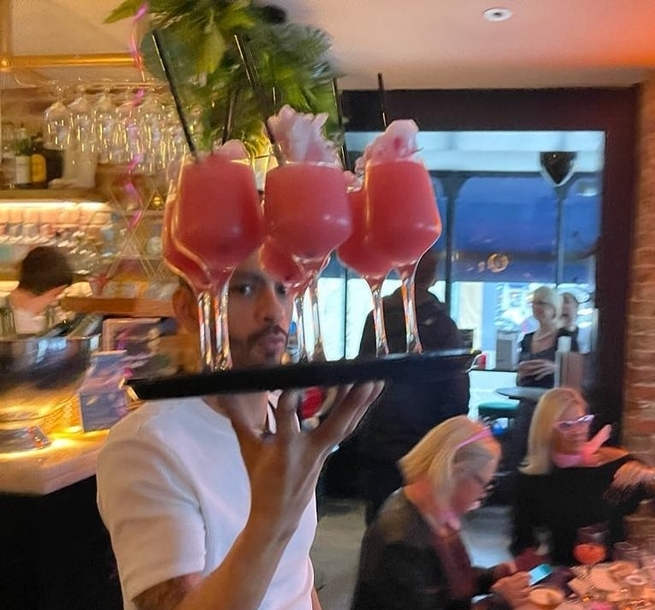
[365,158,442,354]
[174,153,265,370]
[574,524,608,579]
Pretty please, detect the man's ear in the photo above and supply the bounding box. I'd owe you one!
[172,287,197,333]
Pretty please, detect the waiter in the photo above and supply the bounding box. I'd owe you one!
[1,245,73,334]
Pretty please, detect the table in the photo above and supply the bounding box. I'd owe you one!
[496,386,548,401]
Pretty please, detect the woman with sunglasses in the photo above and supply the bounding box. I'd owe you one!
[352,416,535,610]
[511,387,652,566]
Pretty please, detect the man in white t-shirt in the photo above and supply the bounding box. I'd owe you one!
[96,250,383,610]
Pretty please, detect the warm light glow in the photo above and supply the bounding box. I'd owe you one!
[0,201,108,211]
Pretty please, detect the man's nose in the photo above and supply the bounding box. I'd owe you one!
[258,283,285,324]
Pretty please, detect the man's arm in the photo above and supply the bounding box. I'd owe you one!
[135,382,383,610]
[311,587,323,610]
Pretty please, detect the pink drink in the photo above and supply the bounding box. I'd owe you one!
[264,163,351,263]
[259,238,307,292]
[162,193,211,290]
[337,188,394,280]
[574,543,606,566]
[365,160,441,266]
[174,155,264,282]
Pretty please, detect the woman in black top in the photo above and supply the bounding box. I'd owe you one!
[511,387,652,566]
[506,287,579,472]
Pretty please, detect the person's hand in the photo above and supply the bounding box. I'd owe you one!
[225,381,385,537]
[519,359,554,381]
[491,572,531,609]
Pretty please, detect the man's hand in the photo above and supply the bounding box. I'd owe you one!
[225,381,385,536]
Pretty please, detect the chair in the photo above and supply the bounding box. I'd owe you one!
[477,400,519,427]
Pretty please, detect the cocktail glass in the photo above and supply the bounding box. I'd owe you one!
[365,159,441,353]
[574,524,608,581]
[264,162,351,361]
[162,188,215,373]
[300,256,332,363]
[337,186,395,357]
[259,237,310,363]
[173,154,265,370]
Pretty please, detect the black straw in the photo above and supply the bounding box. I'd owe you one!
[377,72,389,129]
[233,34,284,166]
[152,29,197,158]
[332,78,351,171]
[222,88,238,145]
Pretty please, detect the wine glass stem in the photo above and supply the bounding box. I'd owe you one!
[367,278,389,357]
[294,293,308,364]
[399,264,423,354]
[307,275,326,363]
[212,281,232,371]
[196,290,215,373]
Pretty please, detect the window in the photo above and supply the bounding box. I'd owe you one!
[316,130,603,363]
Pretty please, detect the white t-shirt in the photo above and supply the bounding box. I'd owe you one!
[96,397,317,610]
[13,307,45,334]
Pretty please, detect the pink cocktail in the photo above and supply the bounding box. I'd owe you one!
[366,160,441,268]
[365,158,441,354]
[260,238,310,362]
[174,154,265,369]
[264,163,352,264]
[337,187,394,356]
[162,193,215,372]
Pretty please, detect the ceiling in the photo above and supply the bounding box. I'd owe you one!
[6,0,655,90]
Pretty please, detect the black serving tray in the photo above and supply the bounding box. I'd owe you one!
[127,349,479,400]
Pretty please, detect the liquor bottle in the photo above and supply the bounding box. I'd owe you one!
[30,132,48,188]
[0,121,16,189]
[14,123,32,189]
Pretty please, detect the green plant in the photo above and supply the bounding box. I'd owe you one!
[106,0,342,156]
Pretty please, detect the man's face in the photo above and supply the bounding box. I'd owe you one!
[174,251,293,369]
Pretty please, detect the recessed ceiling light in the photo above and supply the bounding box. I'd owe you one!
[483,7,513,22]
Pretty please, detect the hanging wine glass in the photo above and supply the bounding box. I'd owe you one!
[337,185,395,358]
[91,86,117,165]
[365,158,441,353]
[43,84,71,151]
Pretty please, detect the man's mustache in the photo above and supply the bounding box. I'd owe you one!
[246,325,289,348]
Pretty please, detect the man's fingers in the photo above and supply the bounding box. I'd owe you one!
[312,381,384,449]
[275,390,302,440]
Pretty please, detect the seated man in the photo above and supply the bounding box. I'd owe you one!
[3,245,73,334]
[96,250,383,610]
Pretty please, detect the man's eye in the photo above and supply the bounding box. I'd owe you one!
[231,283,254,296]
[276,283,290,297]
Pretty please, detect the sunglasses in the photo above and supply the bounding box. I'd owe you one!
[553,414,595,433]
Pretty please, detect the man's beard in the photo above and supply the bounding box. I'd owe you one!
[231,324,289,367]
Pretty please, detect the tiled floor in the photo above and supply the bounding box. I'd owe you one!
[311,497,513,610]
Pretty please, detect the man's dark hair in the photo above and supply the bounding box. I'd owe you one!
[17,246,74,295]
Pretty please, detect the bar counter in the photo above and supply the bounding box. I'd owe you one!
[0,429,122,609]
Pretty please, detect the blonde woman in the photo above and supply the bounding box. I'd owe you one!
[352,416,534,610]
[517,286,578,388]
[511,387,653,566]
